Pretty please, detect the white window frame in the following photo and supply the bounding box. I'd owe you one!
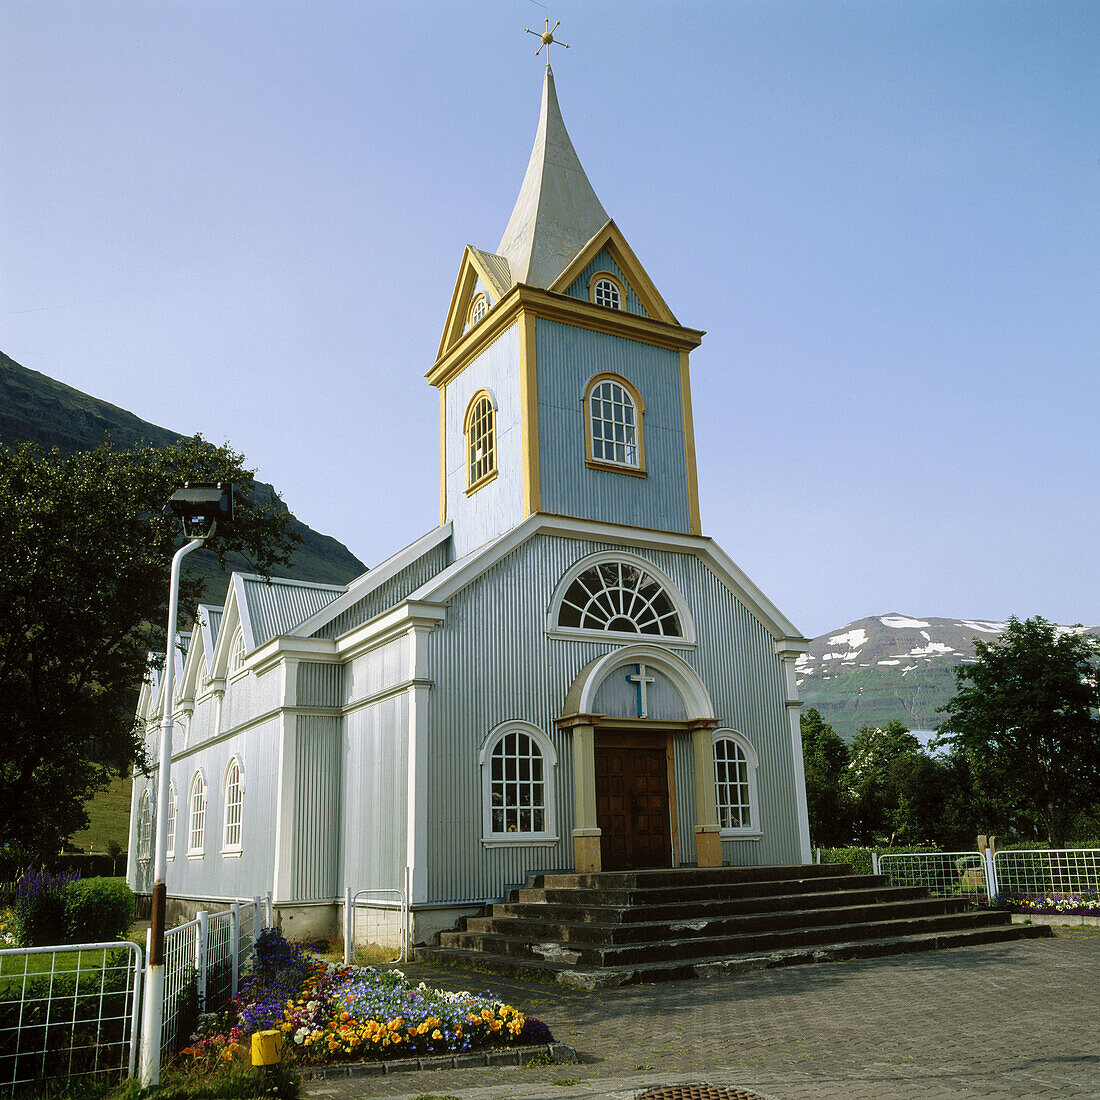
[137,790,153,863]
[221,756,244,856]
[589,271,626,310]
[713,730,762,839]
[479,721,559,847]
[166,783,177,860]
[546,550,696,646]
[584,373,645,473]
[464,389,498,493]
[187,770,207,857]
[468,293,488,327]
[228,629,247,678]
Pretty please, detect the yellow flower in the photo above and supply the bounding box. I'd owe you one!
[432,1029,443,1040]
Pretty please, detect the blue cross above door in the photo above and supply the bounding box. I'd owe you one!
[626,663,655,719]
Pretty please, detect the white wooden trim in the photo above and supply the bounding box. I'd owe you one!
[712,729,762,840]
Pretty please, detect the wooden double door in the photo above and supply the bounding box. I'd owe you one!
[594,730,674,871]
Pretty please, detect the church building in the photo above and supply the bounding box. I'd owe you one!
[129,64,812,944]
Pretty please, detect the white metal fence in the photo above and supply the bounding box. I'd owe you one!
[992,848,1100,899]
[0,941,142,1095]
[872,848,1100,906]
[873,851,989,902]
[343,887,407,965]
[155,895,271,1057]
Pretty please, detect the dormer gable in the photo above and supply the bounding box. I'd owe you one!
[551,221,678,325]
[438,246,513,359]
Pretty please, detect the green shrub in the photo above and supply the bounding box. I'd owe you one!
[64,878,135,943]
[817,844,944,876]
[11,869,78,946]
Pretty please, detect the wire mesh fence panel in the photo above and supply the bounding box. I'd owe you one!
[160,920,199,1058]
[993,849,1100,899]
[0,942,142,1095]
[877,851,986,901]
[204,913,234,1012]
[348,891,407,965]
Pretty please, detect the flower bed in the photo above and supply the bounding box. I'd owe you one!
[990,891,1100,916]
[183,929,552,1068]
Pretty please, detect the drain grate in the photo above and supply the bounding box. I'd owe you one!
[636,1087,768,1100]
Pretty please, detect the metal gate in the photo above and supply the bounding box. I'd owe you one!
[343,887,407,965]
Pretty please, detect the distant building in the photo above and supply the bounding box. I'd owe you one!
[129,65,811,943]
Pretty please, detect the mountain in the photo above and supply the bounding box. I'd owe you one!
[1,351,367,604]
[797,613,1100,741]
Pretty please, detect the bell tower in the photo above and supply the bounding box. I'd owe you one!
[429,65,704,557]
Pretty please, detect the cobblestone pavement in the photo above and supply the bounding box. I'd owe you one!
[305,928,1100,1100]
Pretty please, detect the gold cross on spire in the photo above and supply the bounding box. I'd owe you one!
[525,19,569,65]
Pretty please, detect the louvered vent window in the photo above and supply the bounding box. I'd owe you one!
[558,561,682,636]
[589,379,638,467]
[490,731,546,834]
[466,393,496,489]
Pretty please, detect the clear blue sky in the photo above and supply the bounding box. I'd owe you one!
[3,1,1097,638]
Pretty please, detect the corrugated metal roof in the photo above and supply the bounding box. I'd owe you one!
[468,247,511,298]
[205,606,223,648]
[241,577,342,646]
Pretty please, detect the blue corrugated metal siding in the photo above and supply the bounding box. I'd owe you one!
[445,323,524,557]
[297,662,342,708]
[343,694,409,893]
[313,543,451,640]
[136,721,280,900]
[563,248,649,317]
[593,668,687,720]
[243,579,342,646]
[423,532,802,903]
[535,319,690,533]
[293,716,342,900]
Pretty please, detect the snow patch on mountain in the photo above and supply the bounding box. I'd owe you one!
[880,615,930,629]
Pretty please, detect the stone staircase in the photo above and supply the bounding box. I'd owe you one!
[416,864,1050,988]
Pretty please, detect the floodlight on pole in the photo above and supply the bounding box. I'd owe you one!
[140,482,233,1087]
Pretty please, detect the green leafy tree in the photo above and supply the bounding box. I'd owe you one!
[938,615,1100,847]
[800,708,852,846]
[0,436,298,859]
[847,720,926,844]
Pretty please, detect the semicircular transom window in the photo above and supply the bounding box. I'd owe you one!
[558,561,682,637]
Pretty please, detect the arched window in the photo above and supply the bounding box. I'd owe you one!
[222,757,243,853]
[584,374,644,472]
[229,630,246,674]
[463,390,497,492]
[555,558,684,638]
[479,722,558,845]
[589,272,624,310]
[188,771,207,856]
[468,294,488,327]
[138,790,153,863]
[713,731,761,838]
[166,784,177,859]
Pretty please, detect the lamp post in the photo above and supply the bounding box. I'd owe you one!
[140,484,233,1087]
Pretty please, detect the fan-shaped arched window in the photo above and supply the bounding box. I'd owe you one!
[222,757,243,853]
[556,559,683,638]
[589,272,625,310]
[468,294,488,327]
[479,722,558,845]
[166,784,177,859]
[188,771,207,856]
[464,390,497,492]
[138,790,153,863]
[584,373,644,472]
[713,731,761,838]
[229,630,246,674]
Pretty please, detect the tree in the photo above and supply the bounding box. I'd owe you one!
[0,436,298,859]
[800,708,852,846]
[938,615,1100,847]
[847,720,926,844]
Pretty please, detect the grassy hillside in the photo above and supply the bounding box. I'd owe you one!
[68,774,133,853]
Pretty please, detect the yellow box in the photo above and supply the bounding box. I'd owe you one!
[251,1029,284,1066]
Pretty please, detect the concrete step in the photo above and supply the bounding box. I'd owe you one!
[417,921,1051,989]
[440,909,1017,966]
[489,883,930,925]
[463,895,976,944]
[528,864,850,891]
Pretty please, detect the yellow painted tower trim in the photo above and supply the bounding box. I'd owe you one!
[519,311,541,515]
[679,349,702,535]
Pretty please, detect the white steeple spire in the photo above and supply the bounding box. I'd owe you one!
[496,65,609,290]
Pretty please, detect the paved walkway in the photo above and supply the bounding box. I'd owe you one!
[304,928,1100,1100]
